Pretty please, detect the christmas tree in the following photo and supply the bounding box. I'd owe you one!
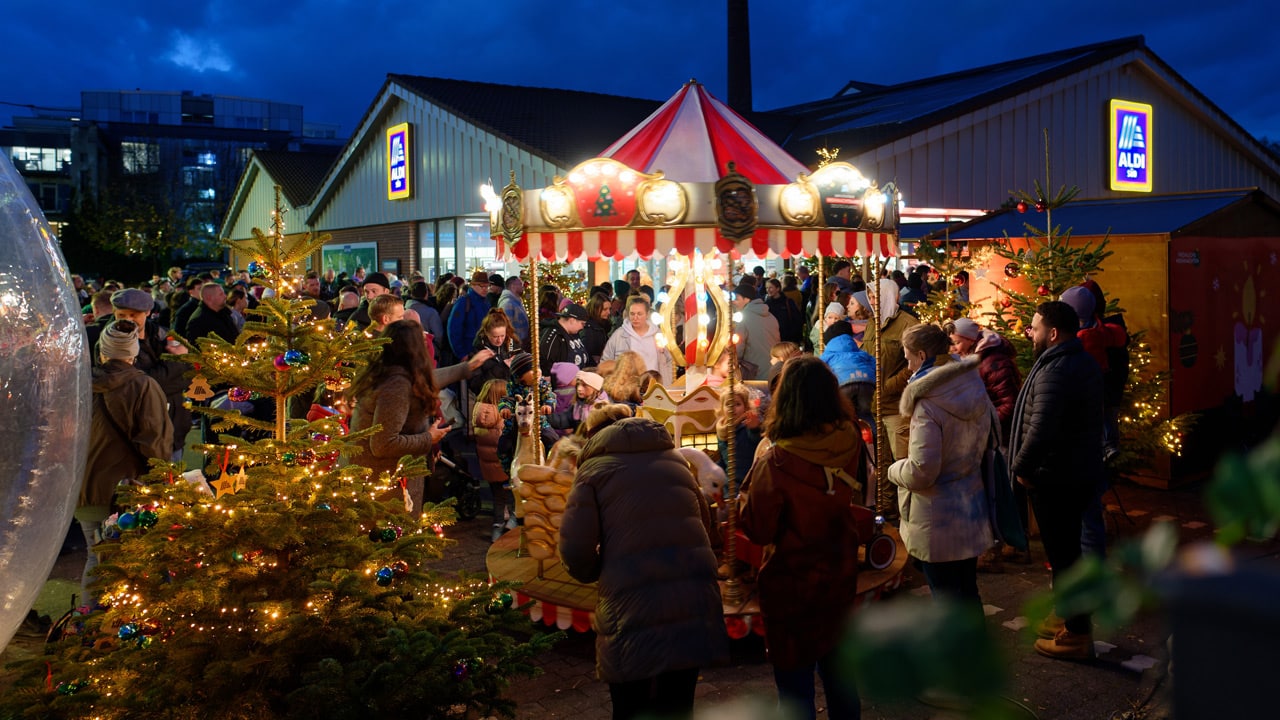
[593,184,616,218]
[986,175,1194,470]
[5,188,557,719]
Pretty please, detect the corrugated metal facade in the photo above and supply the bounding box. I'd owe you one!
[308,82,564,231]
[847,51,1280,211]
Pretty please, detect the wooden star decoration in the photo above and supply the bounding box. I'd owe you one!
[211,472,236,497]
[232,469,248,493]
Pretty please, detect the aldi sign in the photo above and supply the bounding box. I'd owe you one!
[387,123,411,200]
[1109,100,1152,192]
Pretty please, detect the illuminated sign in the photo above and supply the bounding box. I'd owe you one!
[1109,100,1152,192]
[386,123,411,200]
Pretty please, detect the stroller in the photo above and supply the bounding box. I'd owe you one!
[428,428,483,521]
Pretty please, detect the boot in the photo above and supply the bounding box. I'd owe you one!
[1034,628,1095,661]
[1002,544,1033,564]
[1036,612,1066,639]
[976,547,1003,573]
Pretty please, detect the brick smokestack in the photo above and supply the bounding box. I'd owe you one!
[727,0,753,113]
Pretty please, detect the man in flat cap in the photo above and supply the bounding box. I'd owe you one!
[108,287,192,461]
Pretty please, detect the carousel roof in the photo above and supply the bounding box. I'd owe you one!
[600,80,810,184]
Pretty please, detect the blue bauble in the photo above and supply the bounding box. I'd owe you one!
[118,623,139,640]
[283,349,309,366]
[116,512,137,531]
[375,567,394,586]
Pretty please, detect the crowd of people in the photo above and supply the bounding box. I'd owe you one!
[73,259,1126,720]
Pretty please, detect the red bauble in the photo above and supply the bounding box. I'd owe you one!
[1037,285,1050,296]
[1034,201,1046,213]
[1016,201,1028,213]
[1000,295,1013,308]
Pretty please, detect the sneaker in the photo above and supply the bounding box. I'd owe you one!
[1036,613,1066,639]
[1034,629,1095,661]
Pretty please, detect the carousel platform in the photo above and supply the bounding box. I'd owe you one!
[486,525,909,638]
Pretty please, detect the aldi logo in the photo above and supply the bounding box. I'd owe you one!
[387,123,411,200]
[1109,100,1152,192]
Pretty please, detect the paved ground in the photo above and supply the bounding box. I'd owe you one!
[14,477,1278,719]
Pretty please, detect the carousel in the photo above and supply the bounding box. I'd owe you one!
[484,80,908,637]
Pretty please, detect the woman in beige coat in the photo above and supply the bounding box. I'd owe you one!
[887,324,995,612]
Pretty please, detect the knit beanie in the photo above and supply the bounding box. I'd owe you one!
[951,318,981,341]
[509,351,534,381]
[1059,286,1096,328]
[824,301,847,318]
[98,320,140,361]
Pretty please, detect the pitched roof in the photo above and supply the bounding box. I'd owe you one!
[388,74,664,169]
[252,148,340,207]
[770,36,1148,157]
[933,189,1265,239]
[600,80,809,183]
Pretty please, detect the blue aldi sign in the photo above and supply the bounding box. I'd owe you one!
[387,122,411,200]
[1109,100,1152,192]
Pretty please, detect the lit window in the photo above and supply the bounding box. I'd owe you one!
[198,188,216,200]
[198,152,217,166]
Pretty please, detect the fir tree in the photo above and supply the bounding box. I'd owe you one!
[6,188,558,719]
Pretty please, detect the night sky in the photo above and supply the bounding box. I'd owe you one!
[5,0,1278,143]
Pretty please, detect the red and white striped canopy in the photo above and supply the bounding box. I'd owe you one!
[600,80,809,184]
[508,227,896,261]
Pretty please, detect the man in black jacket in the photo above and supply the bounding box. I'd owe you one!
[540,303,590,373]
[1009,300,1104,661]
[186,283,240,345]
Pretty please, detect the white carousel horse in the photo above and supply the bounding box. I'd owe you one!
[509,393,545,519]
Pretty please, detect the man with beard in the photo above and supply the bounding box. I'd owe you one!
[1009,301,1104,661]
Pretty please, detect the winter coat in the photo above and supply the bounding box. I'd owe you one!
[472,402,505,484]
[581,318,610,365]
[94,319,193,455]
[185,303,239,345]
[350,366,436,485]
[601,322,674,385]
[972,330,1022,441]
[739,422,864,670]
[766,295,804,344]
[83,360,173,507]
[735,299,781,381]
[406,300,445,355]
[559,418,729,682]
[1009,337,1105,491]
[540,321,590,372]
[865,309,919,415]
[887,355,995,563]
[172,296,201,338]
[497,289,530,348]
[467,333,520,396]
[446,288,489,361]
[820,334,876,386]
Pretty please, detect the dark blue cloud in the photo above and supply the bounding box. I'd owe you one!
[4,0,1277,142]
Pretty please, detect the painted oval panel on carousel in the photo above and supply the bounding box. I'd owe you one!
[0,157,91,651]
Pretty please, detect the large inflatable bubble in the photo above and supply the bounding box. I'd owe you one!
[0,157,90,651]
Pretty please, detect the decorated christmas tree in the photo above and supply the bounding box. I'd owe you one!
[986,174,1194,472]
[5,189,557,719]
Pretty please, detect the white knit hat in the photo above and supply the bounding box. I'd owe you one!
[824,302,847,318]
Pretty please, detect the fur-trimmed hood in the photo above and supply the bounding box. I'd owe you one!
[899,354,988,422]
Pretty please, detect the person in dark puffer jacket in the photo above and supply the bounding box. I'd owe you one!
[559,414,728,720]
[1009,301,1104,661]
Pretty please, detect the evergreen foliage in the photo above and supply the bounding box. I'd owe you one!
[4,189,557,719]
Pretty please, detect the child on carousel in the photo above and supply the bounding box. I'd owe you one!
[496,352,558,475]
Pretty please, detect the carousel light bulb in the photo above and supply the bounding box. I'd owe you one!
[698,313,710,325]
[656,291,670,304]
[731,333,741,344]
[655,333,666,346]
[650,312,663,326]
[781,183,814,219]
[732,311,744,323]
[619,169,635,184]
[710,258,723,270]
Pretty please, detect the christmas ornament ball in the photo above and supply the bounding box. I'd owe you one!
[1016,200,1028,213]
[315,502,331,511]
[247,261,264,277]
[118,623,139,640]
[117,512,138,531]
[283,349,309,366]
[228,387,251,402]
[1037,284,1050,297]
[1000,295,1013,308]
[273,354,291,371]
[136,510,159,529]
[380,527,399,542]
[282,452,297,466]
[499,591,514,608]
[452,660,469,681]
[391,560,410,578]
[1003,262,1021,279]
[375,567,395,586]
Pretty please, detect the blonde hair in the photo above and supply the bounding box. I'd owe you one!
[602,351,645,403]
[476,378,507,406]
[716,383,752,440]
[770,341,801,362]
